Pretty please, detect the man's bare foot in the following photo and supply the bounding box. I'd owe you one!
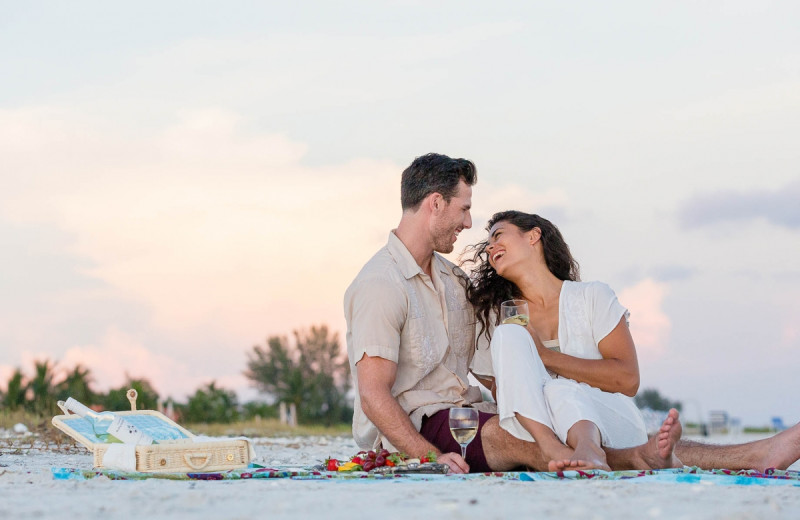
[639,408,683,469]
[759,422,800,471]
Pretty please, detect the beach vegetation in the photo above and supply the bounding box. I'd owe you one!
[1,323,354,433]
[179,381,241,424]
[29,359,57,415]
[244,325,353,426]
[2,368,28,411]
[635,388,682,412]
[54,364,95,405]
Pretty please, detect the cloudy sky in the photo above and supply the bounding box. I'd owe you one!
[2,2,798,427]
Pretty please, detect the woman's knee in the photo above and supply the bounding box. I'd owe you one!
[490,324,535,355]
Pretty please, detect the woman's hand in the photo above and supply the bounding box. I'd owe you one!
[523,324,556,369]
[532,316,640,396]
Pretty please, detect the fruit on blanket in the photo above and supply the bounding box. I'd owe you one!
[386,453,404,466]
[330,450,438,472]
[420,451,438,464]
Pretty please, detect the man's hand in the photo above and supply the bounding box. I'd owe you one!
[358,354,443,459]
[437,452,470,474]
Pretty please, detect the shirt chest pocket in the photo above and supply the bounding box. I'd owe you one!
[447,308,476,358]
[402,315,448,374]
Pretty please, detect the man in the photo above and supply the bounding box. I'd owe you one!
[344,152,800,473]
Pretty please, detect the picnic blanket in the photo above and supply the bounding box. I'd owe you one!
[51,465,800,486]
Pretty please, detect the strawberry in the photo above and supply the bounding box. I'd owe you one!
[387,453,404,466]
[351,456,363,465]
[420,451,438,464]
[325,458,339,471]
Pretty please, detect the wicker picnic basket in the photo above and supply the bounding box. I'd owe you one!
[52,389,251,473]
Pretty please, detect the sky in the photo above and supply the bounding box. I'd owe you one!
[1,1,798,427]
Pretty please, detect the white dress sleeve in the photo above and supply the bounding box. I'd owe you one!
[588,282,630,343]
[469,311,497,378]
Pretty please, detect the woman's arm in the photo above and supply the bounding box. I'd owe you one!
[472,374,497,401]
[536,316,640,396]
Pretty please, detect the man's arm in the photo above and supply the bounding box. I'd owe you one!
[357,353,469,473]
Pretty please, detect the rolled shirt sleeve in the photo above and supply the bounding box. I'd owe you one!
[345,275,407,365]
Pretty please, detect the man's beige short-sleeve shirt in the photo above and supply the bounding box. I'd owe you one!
[344,232,487,450]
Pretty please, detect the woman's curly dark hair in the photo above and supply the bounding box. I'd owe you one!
[460,211,580,346]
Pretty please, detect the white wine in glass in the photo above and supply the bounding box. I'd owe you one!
[501,299,529,326]
[449,407,479,459]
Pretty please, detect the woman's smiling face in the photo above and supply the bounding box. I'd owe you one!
[485,220,533,277]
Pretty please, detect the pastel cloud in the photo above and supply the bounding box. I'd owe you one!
[617,278,671,361]
[679,178,800,230]
[0,107,401,397]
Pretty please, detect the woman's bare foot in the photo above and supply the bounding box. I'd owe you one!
[548,441,610,472]
[548,456,611,472]
[548,458,585,472]
[639,408,683,469]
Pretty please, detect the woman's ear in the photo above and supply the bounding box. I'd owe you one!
[530,227,542,244]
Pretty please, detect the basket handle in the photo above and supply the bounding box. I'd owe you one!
[183,453,212,470]
[127,389,138,411]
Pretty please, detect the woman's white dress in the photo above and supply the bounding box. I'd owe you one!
[470,280,648,448]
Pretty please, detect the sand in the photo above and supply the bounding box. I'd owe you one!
[1,430,798,520]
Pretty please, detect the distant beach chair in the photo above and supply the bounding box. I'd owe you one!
[709,410,729,435]
[772,416,786,432]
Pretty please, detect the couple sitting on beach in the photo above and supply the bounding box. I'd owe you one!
[344,153,800,474]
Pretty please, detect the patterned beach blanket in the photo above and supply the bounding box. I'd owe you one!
[51,465,800,486]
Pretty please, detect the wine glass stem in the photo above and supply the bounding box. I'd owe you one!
[461,445,467,459]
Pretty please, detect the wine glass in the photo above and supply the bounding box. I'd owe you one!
[449,407,479,459]
[500,299,529,326]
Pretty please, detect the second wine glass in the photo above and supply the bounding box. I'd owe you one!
[448,407,479,460]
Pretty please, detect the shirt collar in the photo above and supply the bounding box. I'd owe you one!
[387,231,450,280]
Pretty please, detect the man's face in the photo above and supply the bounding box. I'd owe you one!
[431,180,473,254]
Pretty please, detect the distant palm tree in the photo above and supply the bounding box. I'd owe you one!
[29,359,57,415]
[55,364,95,405]
[3,368,28,411]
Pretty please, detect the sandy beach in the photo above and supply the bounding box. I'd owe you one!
[1,429,798,520]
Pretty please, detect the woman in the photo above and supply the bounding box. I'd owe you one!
[463,210,680,471]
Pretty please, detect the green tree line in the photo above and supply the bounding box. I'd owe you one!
[1,325,353,426]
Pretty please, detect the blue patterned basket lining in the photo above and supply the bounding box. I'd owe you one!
[61,414,189,443]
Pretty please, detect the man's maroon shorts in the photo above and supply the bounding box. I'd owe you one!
[420,408,494,473]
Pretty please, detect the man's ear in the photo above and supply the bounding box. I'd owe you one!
[427,192,444,213]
